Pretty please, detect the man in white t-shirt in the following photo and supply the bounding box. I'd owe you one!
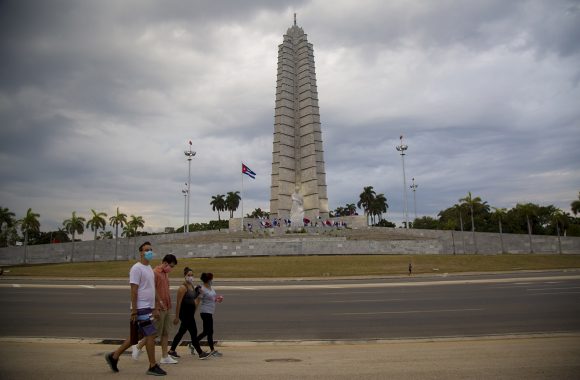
[105,241,167,376]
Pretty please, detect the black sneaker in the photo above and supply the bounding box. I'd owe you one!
[146,364,167,376]
[167,350,180,359]
[105,352,119,372]
[198,352,211,360]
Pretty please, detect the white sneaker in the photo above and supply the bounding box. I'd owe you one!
[160,355,178,364]
[131,344,143,361]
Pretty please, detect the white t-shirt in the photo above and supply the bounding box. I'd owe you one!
[129,262,155,310]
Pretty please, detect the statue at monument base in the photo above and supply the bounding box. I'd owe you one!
[290,190,305,228]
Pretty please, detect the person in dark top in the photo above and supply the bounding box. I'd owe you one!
[168,267,210,360]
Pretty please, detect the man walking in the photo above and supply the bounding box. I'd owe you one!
[132,254,178,365]
[105,241,166,376]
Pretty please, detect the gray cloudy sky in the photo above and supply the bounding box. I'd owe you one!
[1,0,579,237]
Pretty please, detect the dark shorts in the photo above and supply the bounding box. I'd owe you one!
[129,308,157,344]
[130,320,143,345]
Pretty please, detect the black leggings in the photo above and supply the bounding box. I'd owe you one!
[170,316,203,355]
[196,313,214,351]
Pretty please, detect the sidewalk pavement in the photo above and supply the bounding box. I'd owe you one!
[0,334,579,379]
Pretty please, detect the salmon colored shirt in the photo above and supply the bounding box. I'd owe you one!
[153,265,171,311]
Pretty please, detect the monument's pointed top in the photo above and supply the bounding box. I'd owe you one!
[286,13,304,36]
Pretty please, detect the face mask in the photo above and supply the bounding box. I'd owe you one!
[208,280,213,287]
[163,264,173,273]
[144,250,154,261]
[185,276,194,284]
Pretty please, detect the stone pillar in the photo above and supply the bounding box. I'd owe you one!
[270,22,329,221]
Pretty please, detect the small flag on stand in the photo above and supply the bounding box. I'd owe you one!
[242,163,256,179]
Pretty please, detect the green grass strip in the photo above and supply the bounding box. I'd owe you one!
[3,254,580,278]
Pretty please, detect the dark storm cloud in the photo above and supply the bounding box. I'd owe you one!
[0,0,578,233]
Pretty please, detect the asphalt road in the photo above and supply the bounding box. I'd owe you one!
[1,271,579,341]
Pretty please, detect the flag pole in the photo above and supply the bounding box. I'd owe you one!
[241,162,244,232]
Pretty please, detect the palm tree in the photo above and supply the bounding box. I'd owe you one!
[20,208,40,264]
[370,193,388,225]
[357,186,376,226]
[0,206,16,247]
[86,209,108,261]
[334,206,346,217]
[246,208,267,218]
[518,203,538,253]
[225,191,241,219]
[459,192,485,254]
[345,203,357,216]
[109,207,127,260]
[550,209,569,254]
[455,204,466,253]
[571,192,580,216]
[128,215,145,258]
[491,207,507,254]
[98,230,113,240]
[122,223,136,238]
[128,215,145,234]
[63,211,86,262]
[210,194,226,230]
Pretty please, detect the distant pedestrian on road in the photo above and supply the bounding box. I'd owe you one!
[168,267,210,360]
[196,272,224,357]
[408,261,413,276]
[105,241,166,376]
[132,254,178,365]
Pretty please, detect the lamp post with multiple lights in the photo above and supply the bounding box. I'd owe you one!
[182,187,188,233]
[396,135,409,229]
[410,177,418,221]
[184,141,196,233]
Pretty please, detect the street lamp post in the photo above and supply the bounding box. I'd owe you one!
[396,135,409,229]
[182,187,188,233]
[410,177,418,221]
[184,141,196,233]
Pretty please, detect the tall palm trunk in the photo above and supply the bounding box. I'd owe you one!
[458,211,465,254]
[93,229,98,262]
[526,216,533,253]
[114,225,119,261]
[450,230,456,255]
[71,232,75,262]
[498,218,505,254]
[556,223,562,254]
[470,205,478,254]
[24,230,28,264]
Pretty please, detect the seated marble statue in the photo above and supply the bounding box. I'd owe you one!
[290,191,305,227]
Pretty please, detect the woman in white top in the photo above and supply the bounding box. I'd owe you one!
[196,272,224,357]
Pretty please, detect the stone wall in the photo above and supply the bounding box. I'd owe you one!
[0,228,578,267]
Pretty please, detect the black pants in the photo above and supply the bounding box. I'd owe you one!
[196,313,214,351]
[170,316,203,355]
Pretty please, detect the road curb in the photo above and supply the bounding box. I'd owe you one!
[1,332,578,346]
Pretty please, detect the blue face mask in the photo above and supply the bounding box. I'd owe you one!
[144,250,154,261]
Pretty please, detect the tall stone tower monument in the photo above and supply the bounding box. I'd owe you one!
[270,16,329,221]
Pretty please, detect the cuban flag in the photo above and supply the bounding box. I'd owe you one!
[242,163,256,179]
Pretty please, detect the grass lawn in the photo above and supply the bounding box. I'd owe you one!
[2,254,580,279]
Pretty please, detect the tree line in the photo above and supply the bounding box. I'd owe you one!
[2,189,578,249]
[413,191,580,237]
[0,206,146,248]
